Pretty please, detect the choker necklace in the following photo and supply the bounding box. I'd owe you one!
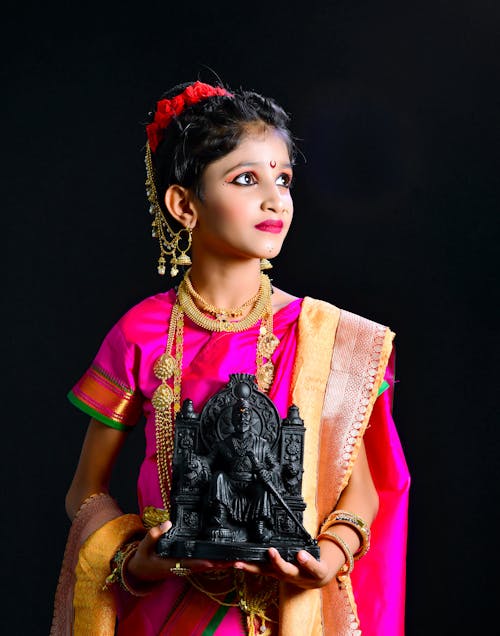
[183,271,261,320]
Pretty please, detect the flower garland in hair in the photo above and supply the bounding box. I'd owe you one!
[146,81,232,152]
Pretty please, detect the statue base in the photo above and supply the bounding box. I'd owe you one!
[157,534,320,563]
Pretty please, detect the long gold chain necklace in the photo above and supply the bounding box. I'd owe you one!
[151,302,183,513]
[150,273,281,632]
[152,272,280,508]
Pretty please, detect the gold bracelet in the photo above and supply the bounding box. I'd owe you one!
[120,542,155,596]
[316,529,354,577]
[103,541,140,591]
[320,509,371,560]
[103,540,154,596]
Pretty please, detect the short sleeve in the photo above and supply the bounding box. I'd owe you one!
[67,321,144,431]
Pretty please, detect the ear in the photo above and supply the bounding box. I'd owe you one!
[164,185,198,229]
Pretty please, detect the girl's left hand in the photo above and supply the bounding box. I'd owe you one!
[233,541,342,590]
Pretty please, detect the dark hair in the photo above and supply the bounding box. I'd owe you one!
[147,82,296,202]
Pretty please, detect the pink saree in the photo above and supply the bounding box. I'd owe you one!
[58,289,409,635]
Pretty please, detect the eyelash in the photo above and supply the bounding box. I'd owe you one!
[231,172,293,188]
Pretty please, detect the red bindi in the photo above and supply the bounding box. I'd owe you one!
[270,160,277,168]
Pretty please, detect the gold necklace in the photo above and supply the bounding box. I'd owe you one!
[152,272,279,510]
[178,273,271,333]
[183,270,261,319]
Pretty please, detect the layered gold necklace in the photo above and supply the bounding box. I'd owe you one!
[151,270,280,514]
[178,271,271,332]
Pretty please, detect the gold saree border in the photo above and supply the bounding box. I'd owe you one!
[321,310,394,500]
[317,309,394,636]
[279,297,340,636]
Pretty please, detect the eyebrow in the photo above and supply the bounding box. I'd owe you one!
[224,161,293,176]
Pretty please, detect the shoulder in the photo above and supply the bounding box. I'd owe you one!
[114,288,177,344]
[271,287,299,313]
[299,296,394,338]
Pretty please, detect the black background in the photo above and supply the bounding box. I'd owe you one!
[3,1,498,633]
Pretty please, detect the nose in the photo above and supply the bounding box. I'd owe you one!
[260,184,286,214]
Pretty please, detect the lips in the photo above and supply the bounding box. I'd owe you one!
[255,220,284,233]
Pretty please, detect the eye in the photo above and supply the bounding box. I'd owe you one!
[276,173,293,188]
[231,172,257,186]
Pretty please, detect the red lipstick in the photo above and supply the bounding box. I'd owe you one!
[255,220,283,233]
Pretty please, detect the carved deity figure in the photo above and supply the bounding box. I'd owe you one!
[204,397,280,543]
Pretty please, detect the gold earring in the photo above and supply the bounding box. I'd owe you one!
[260,258,273,271]
[145,142,193,277]
[169,227,192,277]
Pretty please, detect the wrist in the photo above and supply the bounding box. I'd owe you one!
[122,551,161,595]
[104,541,159,597]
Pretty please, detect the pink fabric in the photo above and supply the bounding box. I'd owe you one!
[70,292,409,634]
[95,289,302,512]
[352,352,410,635]
[76,290,301,634]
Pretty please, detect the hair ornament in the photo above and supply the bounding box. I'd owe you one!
[146,81,232,152]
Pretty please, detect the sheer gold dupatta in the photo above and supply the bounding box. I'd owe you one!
[50,494,144,635]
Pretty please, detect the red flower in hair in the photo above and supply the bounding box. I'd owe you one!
[146,81,232,152]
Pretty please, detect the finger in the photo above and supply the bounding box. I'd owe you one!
[295,550,323,578]
[233,561,271,576]
[149,520,172,540]
[139,520,172,554]
[267,548,300,578]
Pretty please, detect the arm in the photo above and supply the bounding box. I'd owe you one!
[65,417,128,520]
[66,417,232,591]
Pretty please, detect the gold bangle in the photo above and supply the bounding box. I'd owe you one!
[316,530,354,577]
[320,509,371,560]
[103,541,140,592]
[119,542,153,596]
[103,540,153,596]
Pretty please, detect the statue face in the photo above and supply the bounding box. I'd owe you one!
[233,407,252,434]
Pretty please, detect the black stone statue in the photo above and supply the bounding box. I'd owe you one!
[157,374,319,563]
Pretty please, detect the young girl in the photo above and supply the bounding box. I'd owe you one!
[51,80,409,635]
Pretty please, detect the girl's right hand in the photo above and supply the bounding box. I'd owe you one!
[124,520,234,589]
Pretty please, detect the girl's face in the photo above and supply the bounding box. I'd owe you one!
[190,127,294,263]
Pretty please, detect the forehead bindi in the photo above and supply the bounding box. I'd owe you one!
[205,131,292,181]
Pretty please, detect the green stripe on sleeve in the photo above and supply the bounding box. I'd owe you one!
[67,390,133,432]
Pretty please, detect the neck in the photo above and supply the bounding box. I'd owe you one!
[187,257,263,310]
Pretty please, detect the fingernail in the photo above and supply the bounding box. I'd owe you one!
[159,521,170,532]
[298,551,309,563]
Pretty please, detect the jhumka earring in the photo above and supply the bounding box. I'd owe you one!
[145,142,193,277]
[260,258,273,271]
